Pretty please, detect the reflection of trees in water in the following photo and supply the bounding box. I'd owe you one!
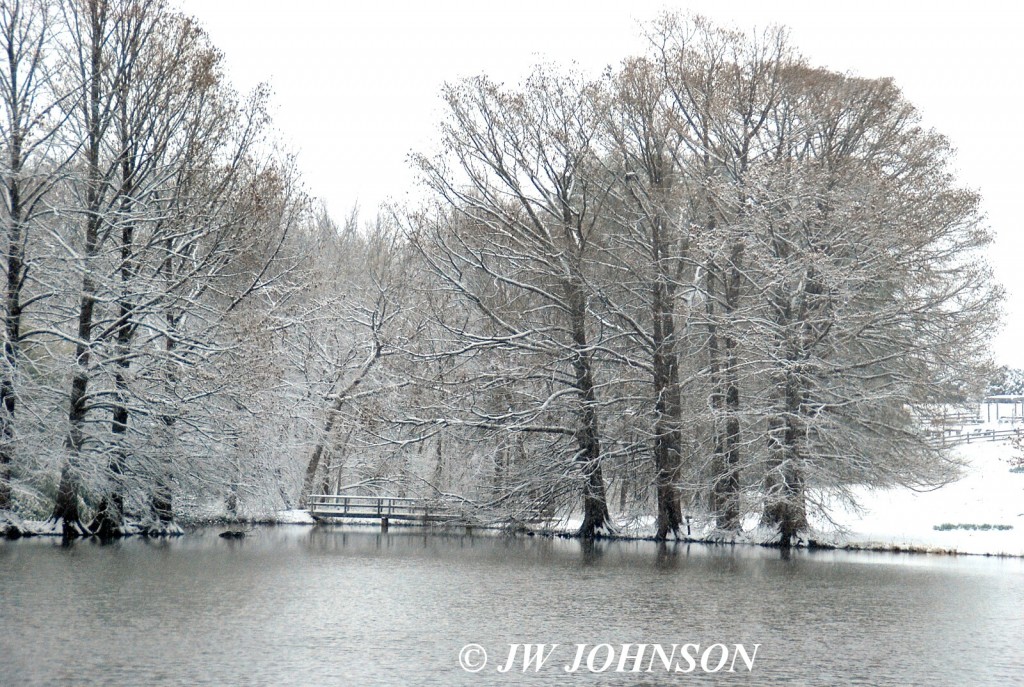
[655,541,683,570]
[579,538,605,566]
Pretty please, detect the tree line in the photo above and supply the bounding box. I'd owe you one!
[0,0,308,536]
[0,3,1000,543]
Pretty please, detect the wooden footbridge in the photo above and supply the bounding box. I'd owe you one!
[308,494,551,531]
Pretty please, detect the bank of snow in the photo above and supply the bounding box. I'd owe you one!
[817,441,1024,556]
[274,509,315,525]
[552,440,1024,558]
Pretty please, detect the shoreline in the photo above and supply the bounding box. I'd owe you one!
[5,514,1022,561]
[4,438,1021,559]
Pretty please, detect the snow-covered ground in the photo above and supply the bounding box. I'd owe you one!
[274,508,315,525]
[525,436,1024,558]
[823,440,1024,556]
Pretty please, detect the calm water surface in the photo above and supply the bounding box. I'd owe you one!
[1,526,1022,686]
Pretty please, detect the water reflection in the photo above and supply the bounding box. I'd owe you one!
[654,540,678,569]
[1,526,1022,686]
[579,536,604,565]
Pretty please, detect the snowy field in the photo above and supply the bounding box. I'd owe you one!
[823,439,1024,557]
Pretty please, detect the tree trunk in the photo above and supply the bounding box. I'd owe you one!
[53,0,106,537]
[762,360,808,546]
[149,302,181,529]
[652,309,683,538]
[89,492,125,539]
[707,246,743,532]
[54,373,90,537]
[152,396,176,526]
[52,464,84,537]
[300,340,381,507]
[152,457,174,526]
[92,300,131,537]
[716,389,742,531]
[651,211,683,540]
[567,282,609,538]
[705,263,737,530]
[0,169,22,512]
[96,173,138,537]
[301,435,331,508]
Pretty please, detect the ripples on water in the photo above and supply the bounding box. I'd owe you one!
[1,527,1022,686]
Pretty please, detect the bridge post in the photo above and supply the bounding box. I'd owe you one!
[381,516,389,532]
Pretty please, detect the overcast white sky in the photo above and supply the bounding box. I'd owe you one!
[178,0,1023,365]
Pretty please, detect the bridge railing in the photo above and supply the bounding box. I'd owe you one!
[309,495,459,521]
[308,494,553,528]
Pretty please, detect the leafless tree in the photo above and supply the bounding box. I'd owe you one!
[0,0,69,511]
[412,69,618,536]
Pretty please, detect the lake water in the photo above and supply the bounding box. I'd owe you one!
[1,526,1022,686]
